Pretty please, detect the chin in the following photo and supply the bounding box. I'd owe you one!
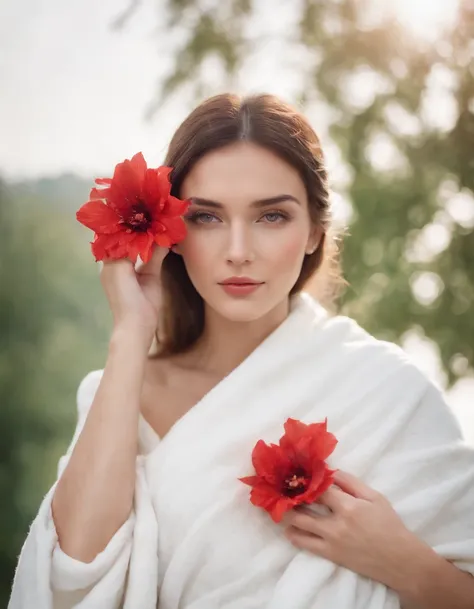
[205,290,286,323]
[215,302,268,323]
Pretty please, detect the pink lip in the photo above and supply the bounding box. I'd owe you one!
[220,284,262,296]
[219,280,264,297]
[220,277,261,285]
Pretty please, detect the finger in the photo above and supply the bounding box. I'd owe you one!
[285,527,328,556]
[282,508,330,537]
[136,246,169,277]
[100,257,135,277]
[101,257,133,267]
[333,470,380,502]
[317,487,353,511]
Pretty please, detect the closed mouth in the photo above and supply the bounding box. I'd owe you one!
[219,278,263,285]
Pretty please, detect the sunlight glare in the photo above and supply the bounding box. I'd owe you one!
[378,0,460,41]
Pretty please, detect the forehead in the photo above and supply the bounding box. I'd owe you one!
[180,142,307,204]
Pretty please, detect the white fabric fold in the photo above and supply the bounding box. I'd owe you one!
[8,293,474,609]
[50,516,135,593]
[8,371,159,609]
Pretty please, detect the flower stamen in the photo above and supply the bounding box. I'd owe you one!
[282,468,310,497]
[121,202,152,232]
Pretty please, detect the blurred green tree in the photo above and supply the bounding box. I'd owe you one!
[0,179,110,604]
[0,180,55,600]
[116,0,474,383]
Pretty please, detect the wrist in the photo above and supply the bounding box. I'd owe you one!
[110,321,155,354]
[389,533,442,603]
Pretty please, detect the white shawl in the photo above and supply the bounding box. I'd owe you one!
[9,293,474,609]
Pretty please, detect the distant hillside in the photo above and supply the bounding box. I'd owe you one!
[6,173,92,214]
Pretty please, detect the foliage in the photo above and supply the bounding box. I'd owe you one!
[0,178,110,602]
[116,0,474,383]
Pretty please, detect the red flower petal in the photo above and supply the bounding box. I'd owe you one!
[107,171,142,215]
[113,152,147,191]
[250,486,280,510]
[95,177,113,185]
[153,232,174,248]
[281,418,338,461]
[162,195,190,217]
[282,435,314,472]
[93,152,146,216]
[158,216,187,244]
[250,483,298,523]
[310,431,338,461]
[281,418,316,446]
[240,475,297,523]
[130,231,155,263]
[154,165,173,194]
[89,186,112,201]
[90,229,154,263]
[142,167,171,210]
[76,201,121,234]
[299,460,334,503]
[270,497,298,523]
[78,153,188,263]
[91,232,133,261]
[251,440,290,485]
[129,152,148,180]
[238,475,261,487]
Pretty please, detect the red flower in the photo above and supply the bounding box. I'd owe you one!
[76,152,189,263]
[239,418,338,523]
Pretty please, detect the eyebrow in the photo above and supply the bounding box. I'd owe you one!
[188,194,301,209]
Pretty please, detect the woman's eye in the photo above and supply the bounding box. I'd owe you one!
[187,212,219,224]
[197,213,216,223]
[261,212,287,223]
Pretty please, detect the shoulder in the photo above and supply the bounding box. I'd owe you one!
[299,293,430,390]
[76,369,104,419]
[322,311,466,442]
[321,310,422,378]
[409,376,466,445]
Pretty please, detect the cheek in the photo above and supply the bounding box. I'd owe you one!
[279,236,305,261]
[178,231,213,275]
[266,228,307,269]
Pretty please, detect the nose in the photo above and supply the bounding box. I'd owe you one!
[225,221,255,265]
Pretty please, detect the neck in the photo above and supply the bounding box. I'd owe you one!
[189,297,291,377]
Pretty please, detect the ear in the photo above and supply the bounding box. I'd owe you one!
[305,226,324,255]
[170,244,182,256]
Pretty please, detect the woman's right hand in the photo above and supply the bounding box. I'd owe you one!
[100,246,169,345]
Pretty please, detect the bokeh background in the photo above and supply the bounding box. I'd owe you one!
[1,0,473,603]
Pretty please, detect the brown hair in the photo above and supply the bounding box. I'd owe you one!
[156,93,343,356]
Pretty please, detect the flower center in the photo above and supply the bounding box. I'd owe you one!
[122,201,152,232]
[282,468,310,497]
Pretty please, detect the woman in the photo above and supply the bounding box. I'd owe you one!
[9,93,474,609]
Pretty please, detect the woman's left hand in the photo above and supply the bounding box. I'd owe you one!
[281,470,421,589]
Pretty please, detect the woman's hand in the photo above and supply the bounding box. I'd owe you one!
[281,470,423,590]
[100,246,169,343]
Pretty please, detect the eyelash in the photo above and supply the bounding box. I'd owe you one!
[185,210,290,225]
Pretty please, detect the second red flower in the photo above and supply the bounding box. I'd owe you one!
[239,418,338,523]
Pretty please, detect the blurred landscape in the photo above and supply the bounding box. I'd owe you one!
[1,0,473,604]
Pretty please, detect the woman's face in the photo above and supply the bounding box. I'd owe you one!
[176,142,319,322]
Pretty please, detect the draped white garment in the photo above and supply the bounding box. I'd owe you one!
[9,293,474,609]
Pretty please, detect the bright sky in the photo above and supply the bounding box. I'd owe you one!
[0,0,175,179]
[1,0,473,439]
[0,0,304,180]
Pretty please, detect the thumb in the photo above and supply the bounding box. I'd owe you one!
[136,245,169,277]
